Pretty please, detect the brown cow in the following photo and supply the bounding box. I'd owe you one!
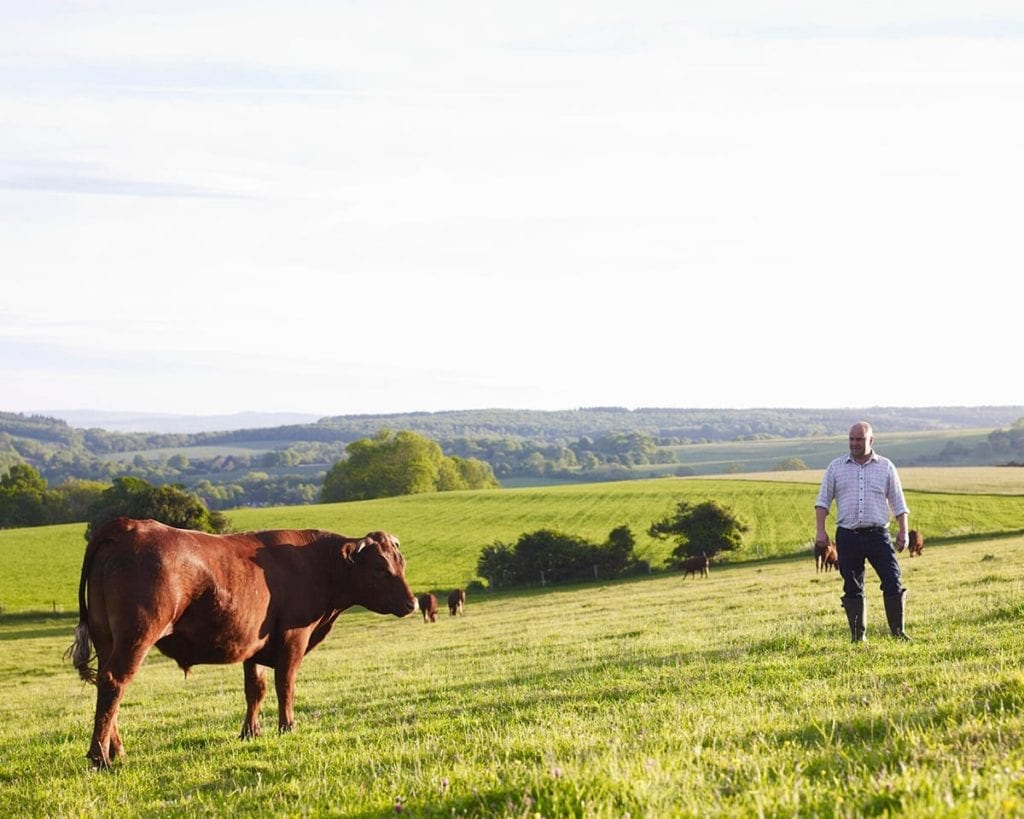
[681,553,709,579]
[823,540,839,572]
[66,517,417,769]
[419,592,438,623]
[907,529,924,557]
[815,536,838,573]
[448,588,466,617]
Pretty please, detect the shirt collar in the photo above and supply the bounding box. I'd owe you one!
[845,452,880,465]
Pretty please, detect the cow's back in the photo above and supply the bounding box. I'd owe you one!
[85,519,306,669]
[87,519,268,604]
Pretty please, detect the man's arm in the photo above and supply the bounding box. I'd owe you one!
[894,512,908,551]
[815,505,830,544]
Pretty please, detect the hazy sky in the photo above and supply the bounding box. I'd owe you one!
[3,2,1022,417]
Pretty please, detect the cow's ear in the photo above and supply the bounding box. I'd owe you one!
[346,539,369,564]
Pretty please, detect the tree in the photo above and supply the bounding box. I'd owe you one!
[166,453,190,471]
[600,525,639,575]
[475,526,644,589]
[320,429,498,502]
[510,529,593,584]
[648,499,748,564]
[52,478,108,523]
[85,476,227,541]
[774,458,808,471]
[451,456,500,490]
[475,541,517,589]
[0,463,53,527]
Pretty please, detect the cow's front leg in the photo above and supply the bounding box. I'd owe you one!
[240,660,267,739]
[274,636,309,733]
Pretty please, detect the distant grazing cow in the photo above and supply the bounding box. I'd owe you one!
[66,517,417,769]
[448,588,466,617]
[419,592,438,623]
[815,536,838,573]
[681,553,710,579]
[907,529,924,557]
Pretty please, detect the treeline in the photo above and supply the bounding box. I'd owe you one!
[3,409,1024,518]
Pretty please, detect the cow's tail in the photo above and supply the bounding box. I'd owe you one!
[64,524,112,685]
[66,621,96,684]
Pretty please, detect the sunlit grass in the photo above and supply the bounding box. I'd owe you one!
[2,472,1023,613]
[3,533,1024,816]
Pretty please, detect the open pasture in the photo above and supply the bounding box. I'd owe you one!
[3,530,1024,816]
[658,428,1000,475]
[715,466,1024,495]
[2,473,1023,614]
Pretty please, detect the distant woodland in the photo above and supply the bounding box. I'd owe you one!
[2,406,1024,520]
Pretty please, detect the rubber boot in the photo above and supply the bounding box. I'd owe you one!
[883,590,911,641]
[841,596,866,643]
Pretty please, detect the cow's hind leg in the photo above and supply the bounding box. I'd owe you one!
[88,641,150,769]
[241,660,267,739]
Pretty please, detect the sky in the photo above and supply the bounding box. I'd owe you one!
[2,2,1022,418]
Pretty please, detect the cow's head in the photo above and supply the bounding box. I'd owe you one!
[342,531,417,617]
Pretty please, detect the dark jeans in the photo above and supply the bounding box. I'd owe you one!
[835,526,905,599]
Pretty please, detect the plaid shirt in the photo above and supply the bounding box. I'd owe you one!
[815,452,909,529]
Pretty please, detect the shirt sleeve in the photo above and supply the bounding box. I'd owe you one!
[815,460,835,510]
[887,460,910,517]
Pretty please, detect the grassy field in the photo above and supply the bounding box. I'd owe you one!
[704,466,1024,495]
[657,428,1001,475]
[3,470,1024,615]
[3,528,1024,816]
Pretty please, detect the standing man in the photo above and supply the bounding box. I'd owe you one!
[815,421,911,642]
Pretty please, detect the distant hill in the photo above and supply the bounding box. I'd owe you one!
[3,406,1023,514]
[31,409,324,434]
[23,405,1024,438]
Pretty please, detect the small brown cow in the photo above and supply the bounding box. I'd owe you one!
[66,517,417,769]
[907,529,924,557]
[681,553,709,579]
[815,536,838,573]
[448,588,466,616]
[419,592,438,623]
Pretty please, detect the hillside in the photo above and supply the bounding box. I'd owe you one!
[2,406,1023,513]
[4,472,1023,613]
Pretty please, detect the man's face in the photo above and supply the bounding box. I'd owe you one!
[849,427,871,459]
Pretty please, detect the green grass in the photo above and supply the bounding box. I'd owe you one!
[3,533,1024,816]
[661,428,1000,474]
[3,475,1024,614]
